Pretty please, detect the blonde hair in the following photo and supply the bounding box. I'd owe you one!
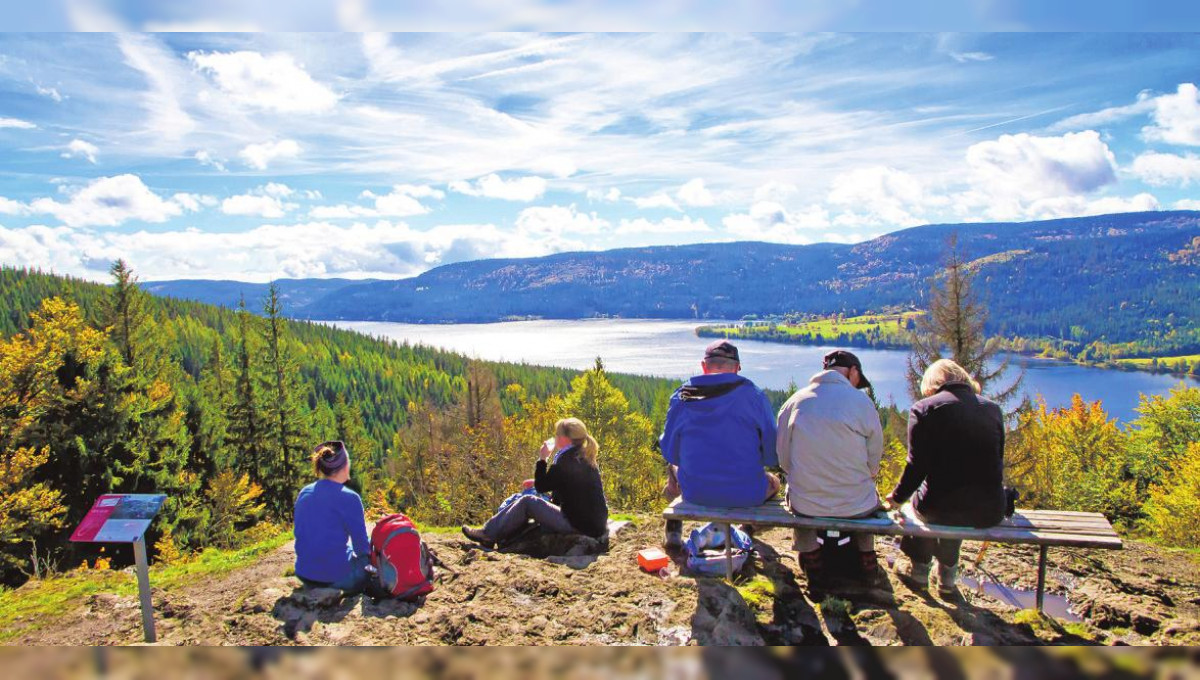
[556,417,599,468]
[920,359,982,397]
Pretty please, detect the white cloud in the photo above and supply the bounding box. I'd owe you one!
[515,204,610,236]
[239,139,301,170]
[26,174,196,227]
[949,51,993,63]
[615,216,711,235]
[62,139,99,164]
[0,219,557,282]
[448,174,548,201]
[170,193,216,212]
[1019,192,1160,221]
[309,204,378,220]
[0,117,37,129]
[827,166,936,227]
[221,184,299,218]
[363,184,445,217]
[1142,83,1200,146]
[194,150,227,172]
[187,50,339,114]
[1129,151,1200,187]
[676,178,714,207]
[631,193,681,211]
[0,197,28,215]
[116,34,196,143]
[1174,199,1200,210]
[722,201,831,244]
[753,181,798,203]
[586,187,622,202]
[965,130,1117,200]
[35,84,63,102]
[1049,92,1154,133]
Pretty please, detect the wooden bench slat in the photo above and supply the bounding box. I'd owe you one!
[663,498,1122,550]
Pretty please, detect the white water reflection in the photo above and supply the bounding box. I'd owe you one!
[332,318,1198,422]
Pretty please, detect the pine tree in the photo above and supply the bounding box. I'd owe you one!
[906,234,1024,411]
[260,284,309,519]
[227,297,267,488]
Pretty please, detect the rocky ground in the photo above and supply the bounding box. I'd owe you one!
[5,515,1199,646]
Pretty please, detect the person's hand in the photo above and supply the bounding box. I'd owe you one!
[881,495,897,511]
[538,441,552,461]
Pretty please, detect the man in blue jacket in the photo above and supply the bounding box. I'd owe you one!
[659,340,780,550]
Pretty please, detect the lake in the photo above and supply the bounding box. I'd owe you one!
[333,318,1198,422]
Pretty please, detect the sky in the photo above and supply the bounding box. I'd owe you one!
[1,31,1199,282]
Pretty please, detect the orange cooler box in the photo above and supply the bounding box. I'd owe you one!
[637,548,669,572]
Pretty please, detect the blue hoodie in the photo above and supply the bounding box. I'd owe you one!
[659,373,779,507]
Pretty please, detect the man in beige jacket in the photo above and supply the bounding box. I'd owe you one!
[776,350,884,586]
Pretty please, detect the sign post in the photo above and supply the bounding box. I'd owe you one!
[70,494,167,644]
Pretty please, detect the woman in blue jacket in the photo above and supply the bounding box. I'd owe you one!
[293,440,372,594]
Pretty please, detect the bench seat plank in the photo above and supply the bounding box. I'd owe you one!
[663,498,1122,550]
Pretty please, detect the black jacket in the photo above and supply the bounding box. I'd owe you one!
[890,382,1006,528]
[534,445,609,537]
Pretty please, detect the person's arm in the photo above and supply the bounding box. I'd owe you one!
[757,390,779,467]
[775,399,793,476]
[889,406,929,504]
[658,397,682,466]
[342,492,371,559]
[534,457,561,495]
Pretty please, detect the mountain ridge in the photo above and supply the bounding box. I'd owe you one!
[144,211,1200,348]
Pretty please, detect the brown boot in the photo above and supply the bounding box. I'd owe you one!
[859,550,887,587]
[799,548,825,588]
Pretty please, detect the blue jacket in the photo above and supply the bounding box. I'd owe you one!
[659,373,779,507]
[293,479,371,584]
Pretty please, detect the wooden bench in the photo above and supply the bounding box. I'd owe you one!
[663,496,1122,612]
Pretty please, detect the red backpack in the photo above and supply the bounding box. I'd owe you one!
[370,514,435,600]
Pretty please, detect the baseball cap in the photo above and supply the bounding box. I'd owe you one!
[823,350,872,390]
[704,339,740,362]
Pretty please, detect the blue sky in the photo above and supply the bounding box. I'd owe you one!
[1,32,1199,282]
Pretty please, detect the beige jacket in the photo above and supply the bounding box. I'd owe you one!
[776,370,884,517]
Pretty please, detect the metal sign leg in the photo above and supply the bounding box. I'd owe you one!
[132,536,156,643]
[1035,545,1048,613]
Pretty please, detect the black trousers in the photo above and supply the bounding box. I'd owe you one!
[900,535,963,567]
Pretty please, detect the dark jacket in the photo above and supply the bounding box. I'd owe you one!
[535,445,609,537]
[890,382,1006,528]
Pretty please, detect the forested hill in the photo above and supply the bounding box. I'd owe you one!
[147,211,1200,351]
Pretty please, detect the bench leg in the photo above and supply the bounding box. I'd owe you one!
[724,523,734,582]
[1035,545,1048,613]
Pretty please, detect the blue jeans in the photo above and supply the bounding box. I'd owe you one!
[300,553,371,595]
[482,494,577,543]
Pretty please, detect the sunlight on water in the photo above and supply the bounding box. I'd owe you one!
[332,318,1198,421]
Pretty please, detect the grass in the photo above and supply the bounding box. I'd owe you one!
[700,312,922,348]
[1116,354,1200,370]
[736,575,776,610]
[0,530,290,642]
[819,596,852,619]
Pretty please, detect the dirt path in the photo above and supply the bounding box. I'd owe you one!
[10,517,1200,646]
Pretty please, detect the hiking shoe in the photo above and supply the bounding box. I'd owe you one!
[894,558,931,590]
[936,563,961,599]
[859,550,887,587]
[799,548,825,588]
[461,526,495,548]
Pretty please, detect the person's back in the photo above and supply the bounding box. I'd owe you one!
[293,441,371,592]
[661,372,779,506]
[777,369,883,517]
[895,383,1005,527]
